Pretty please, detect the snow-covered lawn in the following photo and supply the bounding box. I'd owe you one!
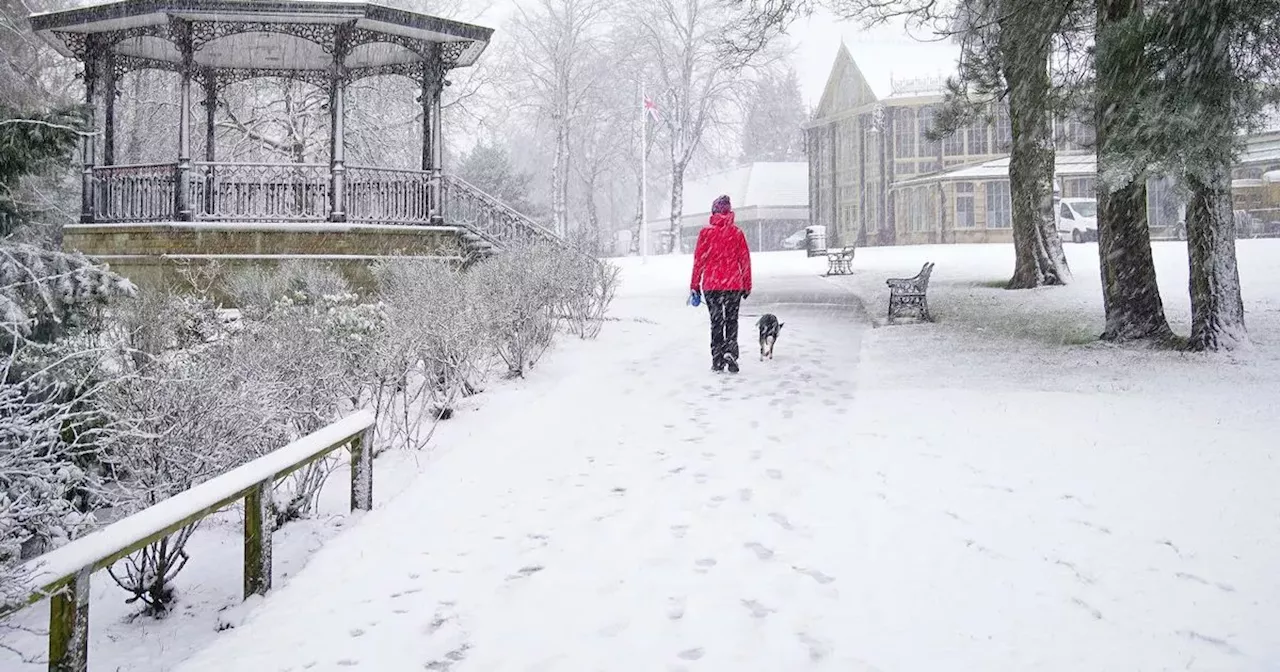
[5,241,1278,671]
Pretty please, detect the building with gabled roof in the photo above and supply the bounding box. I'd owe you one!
[646,162,809,253]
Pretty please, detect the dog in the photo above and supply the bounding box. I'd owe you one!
[756,313,784,361]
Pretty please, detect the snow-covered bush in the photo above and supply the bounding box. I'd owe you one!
[1,244,132,610]
[99,349,287,615]
[0,244,135,349]
[222,260,349,320]
[553,254,618,339]
[467,244,566,377]
[375,259,487,425]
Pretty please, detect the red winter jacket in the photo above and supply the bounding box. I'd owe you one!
[690,211,752,293]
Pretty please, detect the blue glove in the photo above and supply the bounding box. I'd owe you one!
[688,290,701,307]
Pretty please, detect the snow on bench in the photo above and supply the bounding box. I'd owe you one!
[886,262,936,323]
[2,409,375,672]
[824,245,856,276]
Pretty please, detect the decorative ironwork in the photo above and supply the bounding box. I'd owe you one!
[53,30,88,57]
[113,53,180,78]
[103,23,180,49]
[188,20,338,52]
[348,61,425,83]
[346,166,437,223]
[190,162,330,221]
[348,27,432,59]
[207,67,332,89]
[91,163,178,223]
[440,175,560,248]
[871,103,886,133]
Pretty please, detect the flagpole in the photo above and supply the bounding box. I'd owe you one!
[640,80,648,263]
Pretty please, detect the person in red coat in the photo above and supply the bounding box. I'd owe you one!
[690,194,753,373]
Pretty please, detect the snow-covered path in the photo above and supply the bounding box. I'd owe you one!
[177,258,882,671]
[171,251,1280,672]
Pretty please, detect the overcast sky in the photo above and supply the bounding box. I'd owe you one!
[468,2,961,109]
[789,8,961,105]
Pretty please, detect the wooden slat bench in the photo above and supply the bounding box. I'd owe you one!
[886,262,935,323]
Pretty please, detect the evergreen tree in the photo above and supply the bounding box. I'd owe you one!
[0,104,86,237]
[456,140,540,217]
[740,67,807,163]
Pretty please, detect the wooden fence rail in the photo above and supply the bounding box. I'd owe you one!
[0,410,376,672]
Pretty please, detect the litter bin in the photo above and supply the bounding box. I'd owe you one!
[804,225,827,257]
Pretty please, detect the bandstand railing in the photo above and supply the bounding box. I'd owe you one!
[191,162,330,221]
[347,165,438,224]
[439,174,561,247]
[90,163,177,223]
[81,163,580,257]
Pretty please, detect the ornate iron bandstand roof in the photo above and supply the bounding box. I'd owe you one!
[29,0,493,87]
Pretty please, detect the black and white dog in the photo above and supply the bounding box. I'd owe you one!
[756,313,784,361]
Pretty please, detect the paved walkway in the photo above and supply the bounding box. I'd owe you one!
[176,262,876,671]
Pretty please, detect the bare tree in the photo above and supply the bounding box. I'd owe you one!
[509,0,611,236]
[631,0,761,253]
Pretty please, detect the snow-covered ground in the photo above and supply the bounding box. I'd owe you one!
[6,241,1279,671]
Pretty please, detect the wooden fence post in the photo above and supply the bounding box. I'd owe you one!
[350,427,373,511]
[243,480,274,599]
[49,567,91,672]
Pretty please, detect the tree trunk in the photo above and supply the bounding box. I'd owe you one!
[1182,0,1247,351]
[1001,0,1069,289]
[1095,0,1173,343]
[1185,165,1247,350]
[667,163,686,254]
[551,120,568,237]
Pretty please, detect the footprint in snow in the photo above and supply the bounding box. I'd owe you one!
[797,633,832,661]
[670,525,689,539]
[741,599,774,618]
[506,565,544,581]
[769,512,795,531]
[677,648,705,661]
[666,596,686,620]
[738,488,754,502]
[793,566,836,584]
[744,542,775,560]
[766,468,783,480]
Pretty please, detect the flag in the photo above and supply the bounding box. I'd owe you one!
[643,96,659,122]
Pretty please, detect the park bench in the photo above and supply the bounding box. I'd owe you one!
[886,262,935,323]
[824,245,856,276]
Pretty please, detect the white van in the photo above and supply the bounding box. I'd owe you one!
[1057,197,1098,243]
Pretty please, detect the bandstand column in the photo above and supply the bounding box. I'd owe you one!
[329,76,347,222]
[175,23,194,221]
[202,71,218,217]
[79,40,100,223]
[421,53,445,221]
[102,49,116,166]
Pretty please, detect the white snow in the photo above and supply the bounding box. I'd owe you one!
[5,241,1279,671]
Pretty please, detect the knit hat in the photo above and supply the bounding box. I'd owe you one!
[712,195,732,214]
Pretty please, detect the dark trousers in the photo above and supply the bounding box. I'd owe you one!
[704,290,742,365]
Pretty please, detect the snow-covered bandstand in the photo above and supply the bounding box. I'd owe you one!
[29,0,562,290]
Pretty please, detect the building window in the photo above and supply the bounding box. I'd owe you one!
[943,124,965,156]
[918,106,938,159]
[993,106,1012,153]
[1063,177,1095,199]
[985,180,1012,228]
[895,107,916,158]
[967,122,988,156]
[955,182,975,228]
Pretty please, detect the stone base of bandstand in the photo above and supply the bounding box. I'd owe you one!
[63,221,467,301]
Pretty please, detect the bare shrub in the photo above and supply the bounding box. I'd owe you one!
[99,350,286,616]
[375,259,487,427]
[555,255,618,339]
[467,252,554,377]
